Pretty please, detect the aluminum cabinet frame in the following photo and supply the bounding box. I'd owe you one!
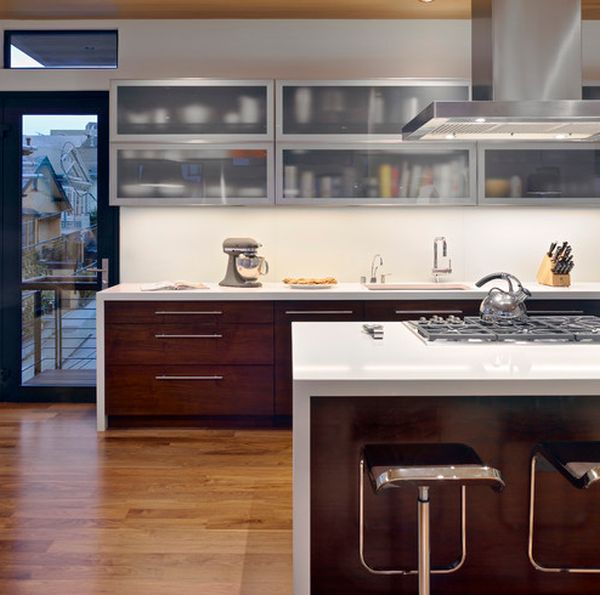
[276,141,477,206]
[110,142,274,206]
[110,78,274,143]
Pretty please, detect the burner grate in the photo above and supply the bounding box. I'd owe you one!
[407,315,600,343]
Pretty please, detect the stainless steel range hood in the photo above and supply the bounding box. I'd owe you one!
[402,0,600,141]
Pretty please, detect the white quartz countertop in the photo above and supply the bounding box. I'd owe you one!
[291,320,600,394]
[98,281,600,301]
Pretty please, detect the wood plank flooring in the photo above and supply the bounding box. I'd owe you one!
[0,404,292,594]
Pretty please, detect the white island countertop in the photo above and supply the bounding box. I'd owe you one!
[291,321,600,595]
[98,281,600,301]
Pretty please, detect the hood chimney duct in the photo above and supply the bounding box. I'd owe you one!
[472,0,582,101]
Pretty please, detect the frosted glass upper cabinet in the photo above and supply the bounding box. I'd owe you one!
[276,79,470,141]
[111,144,273,206]
[111,79,273,142]
[276,143,476,206]
[479,143,600,206]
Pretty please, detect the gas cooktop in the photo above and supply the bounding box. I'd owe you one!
[407,315,600,343]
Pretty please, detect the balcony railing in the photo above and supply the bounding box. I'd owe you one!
[21,276,98,382]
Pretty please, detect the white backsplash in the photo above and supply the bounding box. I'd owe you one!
[120,207,600,283]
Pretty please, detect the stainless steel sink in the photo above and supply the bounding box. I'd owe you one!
[364,283,471,291]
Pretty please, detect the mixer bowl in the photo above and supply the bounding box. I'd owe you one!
[235,255,268,280]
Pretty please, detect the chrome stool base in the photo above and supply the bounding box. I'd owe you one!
[528,441,600,574]
[359,443,504,595]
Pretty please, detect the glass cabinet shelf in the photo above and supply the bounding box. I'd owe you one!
[276,79,470,141]
[479,143,600,206]
[276,144,476,206]
[111,79,273,142]
[111,144,273,206]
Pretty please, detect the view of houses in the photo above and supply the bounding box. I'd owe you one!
[21,118,99,385]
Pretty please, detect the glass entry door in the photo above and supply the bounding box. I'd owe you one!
[0,92,117,401]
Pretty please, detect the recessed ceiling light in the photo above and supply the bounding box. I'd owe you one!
[419,0,435,3]
[475,117,486,123]
[555,134,567,139]
[445,133,456,139]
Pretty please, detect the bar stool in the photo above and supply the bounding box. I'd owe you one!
[528,441,600,573]
[359,443,504,595]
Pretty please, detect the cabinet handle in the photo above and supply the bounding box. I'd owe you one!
[155,375,224,381]
[155,311,223,315]
[394,310,464,316]
[154,334,223,339]
[528,310,584,316]
[285,310,354,315]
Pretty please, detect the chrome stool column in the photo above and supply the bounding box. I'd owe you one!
[359,443,504,595]
[528,441,600,573]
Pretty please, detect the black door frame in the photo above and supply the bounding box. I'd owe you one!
[0,91,118,402]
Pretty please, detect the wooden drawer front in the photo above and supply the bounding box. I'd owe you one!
[106,365,273,416]
[275,301,365,322]
[527,299,598,316]
[106,324,273,365]
[364,300,480,321]
[273,301,364,417]
[105,300,273,325]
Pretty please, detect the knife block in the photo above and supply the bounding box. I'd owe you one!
[536,254,571,287]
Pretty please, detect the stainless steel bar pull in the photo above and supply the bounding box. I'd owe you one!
[394,310,463,316]
[154,334,223,339]
[155,375,224,381]
[285,310,354,315]
[155,311,223,315]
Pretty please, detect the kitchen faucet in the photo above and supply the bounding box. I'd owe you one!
[370,254,384,284]
[432,236,452,281]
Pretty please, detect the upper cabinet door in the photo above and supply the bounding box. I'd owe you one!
[111,143,274,206]
[111,79,274,142]
[479,142,600,206]
[276,79,470,141]
[276,143,476,206]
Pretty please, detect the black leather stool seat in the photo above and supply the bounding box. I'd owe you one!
[363,443,505,492]
[534,441,600,489]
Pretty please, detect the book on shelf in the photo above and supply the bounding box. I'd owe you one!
[140,280,208,291]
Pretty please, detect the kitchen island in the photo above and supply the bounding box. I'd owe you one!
[292,320,600,594]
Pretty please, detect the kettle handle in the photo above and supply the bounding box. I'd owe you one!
[475,272,512,288]
[475,272,531,297]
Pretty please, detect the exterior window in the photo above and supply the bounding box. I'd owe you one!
[4,30,118,69]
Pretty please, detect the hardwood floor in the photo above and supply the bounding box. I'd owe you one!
[0,404,292,594]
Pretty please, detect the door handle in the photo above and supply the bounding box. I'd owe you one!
[91,258,109,289]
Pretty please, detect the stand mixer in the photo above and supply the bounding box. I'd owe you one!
[219,238,269,288]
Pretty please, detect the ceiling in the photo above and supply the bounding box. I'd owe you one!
[3,0,600,20]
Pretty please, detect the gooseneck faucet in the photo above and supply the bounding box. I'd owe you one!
[370,254,384,284]
[432,236,452,281]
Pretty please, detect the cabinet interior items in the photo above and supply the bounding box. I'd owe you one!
[480,144,600,205]
[112,80,273,141]
[277,146,475,205]
[277,81,470,139]
[111,145,272,206]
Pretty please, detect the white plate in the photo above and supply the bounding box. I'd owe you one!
[287,283,335,290]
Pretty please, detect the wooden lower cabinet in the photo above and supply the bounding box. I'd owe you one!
[104,300,275,425]
[274,301,365,417]
[104,298,599,426]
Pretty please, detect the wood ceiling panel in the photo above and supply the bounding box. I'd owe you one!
[1,0,600,20]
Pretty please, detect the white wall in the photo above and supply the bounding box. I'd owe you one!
[3,19,600,282]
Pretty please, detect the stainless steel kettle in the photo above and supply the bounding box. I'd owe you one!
[475,272,532,324]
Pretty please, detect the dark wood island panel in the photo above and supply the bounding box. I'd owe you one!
[310,395,600,594]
